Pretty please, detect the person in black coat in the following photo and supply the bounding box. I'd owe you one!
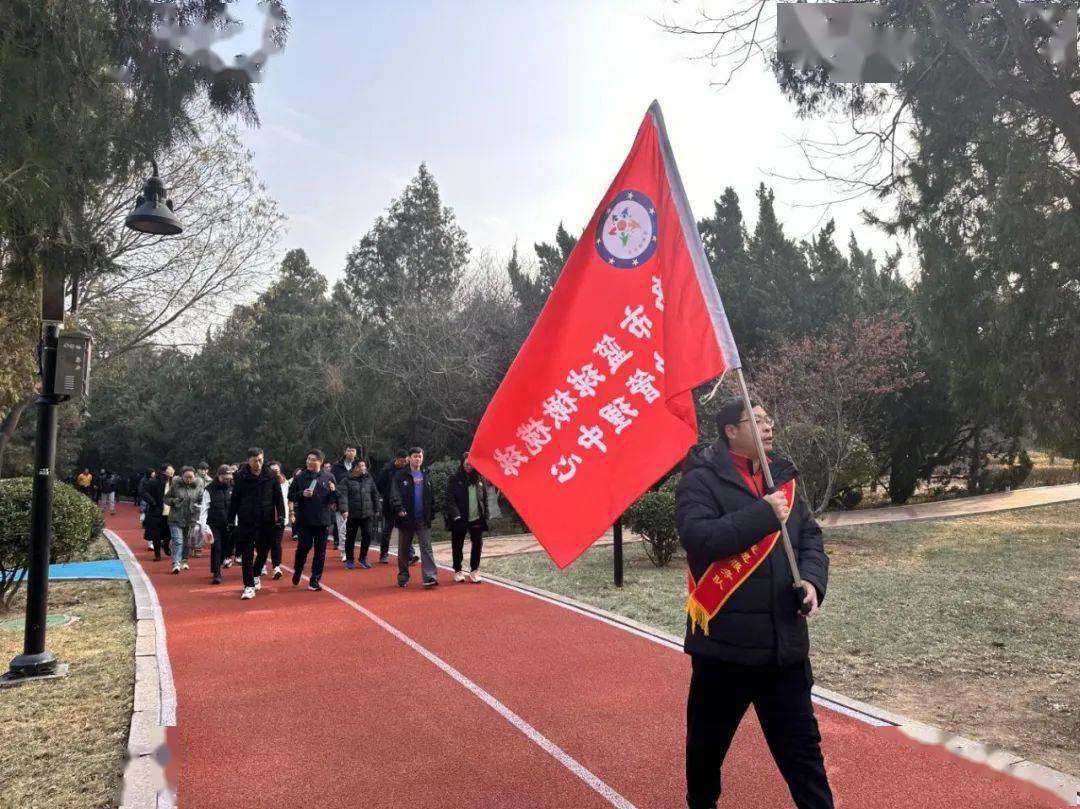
[144,465,174,560]
[288,449,345,591]
[227,448,286,600]
[388,447,437,588]
[137,469,156,542]
[675,397,832,809]
[205,465,234,584]
[375,450,409,564]
[341,460,381,569]
[443,452,489,583]
[329,446,358,553]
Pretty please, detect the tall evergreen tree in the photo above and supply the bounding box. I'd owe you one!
[343,164,470,324]
[506,223,577,320]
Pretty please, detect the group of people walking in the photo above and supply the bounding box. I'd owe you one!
[73,467,124,514]
[134,445,491,600]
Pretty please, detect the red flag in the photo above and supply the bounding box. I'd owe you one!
[470,101,740,569]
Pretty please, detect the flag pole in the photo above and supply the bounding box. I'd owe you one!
[613,517,624,588]
[733,367,809,614]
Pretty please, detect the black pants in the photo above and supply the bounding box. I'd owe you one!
[686,657,832,809]
[220,523,236,559]
[149,516,170,559]
[294,523,329,582]
[209,524,230,577]
[450,520,484,572]
[235,523,277,588]
[271,525,283,568]
[345,516,374,563]
[379,510,394,559]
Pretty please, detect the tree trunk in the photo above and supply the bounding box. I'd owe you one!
[0,396,33,477]
[967,426,983,494]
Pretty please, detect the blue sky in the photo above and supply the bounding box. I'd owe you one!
[229,0,907,282]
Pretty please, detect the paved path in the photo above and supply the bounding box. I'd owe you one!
[818,482,1080,527]
[454,484,1080,564]
[107,506,1075,808]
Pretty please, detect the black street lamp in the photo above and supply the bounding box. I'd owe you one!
[5,162,182,682]
[124,160,183,236]
[5,275,87,680]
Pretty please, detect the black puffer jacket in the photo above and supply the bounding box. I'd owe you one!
[676,442,828,666]
[205,480,233,527]
[375,461,399,517]
[228,465,285,528]
[443,470,489,531]
[288,469,346,527]
[342,472,380,519]
[137,475,158,509]
[331,459,355,483]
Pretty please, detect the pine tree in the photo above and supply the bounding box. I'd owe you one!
[343,164,470,324]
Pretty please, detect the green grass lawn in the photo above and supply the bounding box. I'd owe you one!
[485,502,1080,777]
[0,580,135,809]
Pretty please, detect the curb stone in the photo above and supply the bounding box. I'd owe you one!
[104,529,177,809]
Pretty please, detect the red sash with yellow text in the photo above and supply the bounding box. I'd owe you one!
[686,479,796,635]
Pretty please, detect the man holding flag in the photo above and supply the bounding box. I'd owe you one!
[678,397,831,808]
[470,100,833,808]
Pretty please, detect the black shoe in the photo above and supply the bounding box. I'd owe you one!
[211,575,222,585]
[308,579,322,591]
[292,570,301,586]
[378,556,389,564]
[422,577,438,587]
[398,580,408,588]
[408,555,419,566]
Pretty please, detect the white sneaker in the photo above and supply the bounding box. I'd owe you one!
[341,551,347,562]
[272,566,282,580]
[146,541,153,551]
[181,562,189,570]
[171,564,180,574]
[260,565,267,576]
[469,570,482,584]
[453,570,466,583]
[241,587,255,600]
[253,576,261,591]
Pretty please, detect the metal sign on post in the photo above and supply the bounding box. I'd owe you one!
[53,332,92,400]
[40,267,66,325]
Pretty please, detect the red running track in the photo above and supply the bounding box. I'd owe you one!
[108,507,1070,808]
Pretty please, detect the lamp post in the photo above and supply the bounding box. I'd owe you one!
[6,163,181,681]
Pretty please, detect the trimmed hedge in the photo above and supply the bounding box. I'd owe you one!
[0,478,103,610]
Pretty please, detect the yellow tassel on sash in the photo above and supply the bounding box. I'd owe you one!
[686,593,711,636]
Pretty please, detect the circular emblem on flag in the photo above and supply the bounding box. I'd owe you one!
[595,190,658,269]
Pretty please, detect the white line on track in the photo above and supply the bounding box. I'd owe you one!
[282,564,639,809]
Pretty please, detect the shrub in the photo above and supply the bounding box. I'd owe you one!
[624,489,680,567]
[0,478,103,610]
[975,450,1034,493]
[1022,465,1080,488]
[424,458,459,525]
[829,486,864,511]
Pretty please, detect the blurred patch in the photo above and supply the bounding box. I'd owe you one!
[777,3,913,83]
[150,1,285,81]
[779,2,1079,83]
